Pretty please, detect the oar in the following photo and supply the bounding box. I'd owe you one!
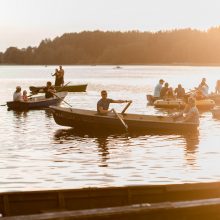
[0,104,7,106]
[121,100,132,114]
[52,92,73,108]
[112,108,128,131]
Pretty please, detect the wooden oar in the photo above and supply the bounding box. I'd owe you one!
[52,92,73,108]
[121,100,132,114]
[56,81,71,92]
[112,108,128,131]
[0,104,6,106]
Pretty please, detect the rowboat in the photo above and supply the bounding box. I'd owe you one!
[153,99,215,110]
[50,106,199,133]
[29,84,87,93]
[1,181,220,219]
[7,92,67,110]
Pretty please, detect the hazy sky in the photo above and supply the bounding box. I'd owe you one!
[1,0,220,52]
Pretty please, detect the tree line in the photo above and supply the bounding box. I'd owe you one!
[1,28,220,65]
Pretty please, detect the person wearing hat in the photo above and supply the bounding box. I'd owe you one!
[13,86,22,101]
[153,79,164,98]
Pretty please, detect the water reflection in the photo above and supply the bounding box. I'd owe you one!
[184,131,200,167]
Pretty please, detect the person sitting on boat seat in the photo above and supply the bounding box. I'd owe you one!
[160,82,169,99]
[215,80,220,94]
[22,90,28,101]
[196,78,209,99]
[166,87,175,99]
[97,90,130,115]
[13,86,22,101]
[174,84,185,99]
[172,97,199,124]
[153,79,164,98]
[44,81,56,99]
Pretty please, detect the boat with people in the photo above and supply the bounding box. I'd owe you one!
[1,181,220,219]
[29,84,87,93]
[50,105,199,133]
[7,92,67,110]
[153,98,215,110]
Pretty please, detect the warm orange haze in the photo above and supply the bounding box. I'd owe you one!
[1,0,220,219]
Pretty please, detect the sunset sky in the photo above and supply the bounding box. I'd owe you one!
[1,0,220,52]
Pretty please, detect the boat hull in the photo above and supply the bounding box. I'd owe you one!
[154,99,215,110]
[7,92,67,110]
[29,84,87,93]
[50,106,199,133]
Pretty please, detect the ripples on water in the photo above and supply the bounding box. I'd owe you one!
[1,65,220,192]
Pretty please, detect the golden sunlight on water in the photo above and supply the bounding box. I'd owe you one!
[0,65,220,192]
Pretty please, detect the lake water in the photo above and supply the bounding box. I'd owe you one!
[1,65,220,192]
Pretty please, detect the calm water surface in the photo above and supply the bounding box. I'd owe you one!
[1,65,220,192]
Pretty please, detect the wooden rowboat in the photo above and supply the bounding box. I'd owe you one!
[50,106,199,133]
[29,84,87,93]
[7,92,67,110]
[153,99,215,110]
[2,181,220,218]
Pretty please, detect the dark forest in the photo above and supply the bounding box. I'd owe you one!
[1,27,220,65]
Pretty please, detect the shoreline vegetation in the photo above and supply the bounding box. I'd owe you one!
[1,27,220,65]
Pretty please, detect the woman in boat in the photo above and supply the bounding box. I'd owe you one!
[97,90,130,114]
[44,81,56,99]
[174,84,185,99]
[22,90,28,101]
[215,80,220,94]
[52,68,62,86]
[13,86,22,101]
[172,97,199,124]
[166,87,175,99]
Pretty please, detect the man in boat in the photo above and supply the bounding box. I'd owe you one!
[160,82,169,99]
[44,81,56,98]
[13,86,22,101]
[174,84,185,99]
[172,97,199,124]
[58,65,64,86]
[153,79,164,98]
[97,90,130,114]
[196,78,209,99]
[52,68,62,86]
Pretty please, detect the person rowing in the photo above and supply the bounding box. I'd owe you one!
[97,90,130,115]
[171,97,199,124]
[44,81,56,98]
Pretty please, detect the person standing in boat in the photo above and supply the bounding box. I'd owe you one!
[52,68,62,86]
[153,79,164,98]
[59,65,64,86]
[174,84,185,99]
[13,86,22,101]
[97,90,130,114]
[44,81,56,98]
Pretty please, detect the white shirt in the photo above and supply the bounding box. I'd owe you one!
[13,92,22,101]
[154,83,162,97]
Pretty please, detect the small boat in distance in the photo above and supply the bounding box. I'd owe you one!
[50,106,199,133]
[7,92,67,110]
[29,84,87,93]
